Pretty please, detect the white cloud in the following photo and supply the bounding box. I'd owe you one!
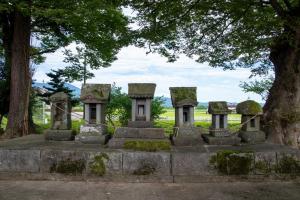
[33,45,263,103]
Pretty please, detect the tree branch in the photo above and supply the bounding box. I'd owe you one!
[283,0,292,11]
[270,0,287,18]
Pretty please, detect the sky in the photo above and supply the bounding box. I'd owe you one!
[33,45,263,103]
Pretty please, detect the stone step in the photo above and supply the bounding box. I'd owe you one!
[114,127,165,139]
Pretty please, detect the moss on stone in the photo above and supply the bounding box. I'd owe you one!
[169,87,197,107]
[50,158,85,175]
[80,84,111,103]
[89,153,109,176]
[208,101,230,114]
[124,140,171,152]
[133,161,157,175]
[210,150,254,175]
[255,160,273,174]
[128,83,156,98]
[236,100,263,115]
[277,154,300,174]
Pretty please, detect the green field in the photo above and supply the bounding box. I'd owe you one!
[160,108,241,121]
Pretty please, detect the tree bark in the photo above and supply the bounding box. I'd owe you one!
[264,27,300,148]
[4,5,31,138]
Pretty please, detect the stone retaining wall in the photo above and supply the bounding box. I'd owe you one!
[1,148,299,179]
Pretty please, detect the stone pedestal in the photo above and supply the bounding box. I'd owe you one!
[239,130,266,144]
[171,127,203,146]
[45,130,74,141]
[108,127,170,149]
[128,121,153,128]
[75,124,107,144]
[202,134,241,145]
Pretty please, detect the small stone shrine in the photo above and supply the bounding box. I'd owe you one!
[236,100,265,143]
[128,83,156,128]
[169,87,202,146]
[108,83,170,149]
[75,84,111,144]
[45,92,73,141]
[203,101,240,145]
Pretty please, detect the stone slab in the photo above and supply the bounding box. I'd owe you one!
[44,130,74,141]
[172,127,204,146]
[203,134,241,145]
[172,152,214,176]
[76,124,107,144]
[75,135,106,144]
[239,131,266,144]
[114,127,165,139]
[86,152,122,175]
[40,150,88,173]
[122,152,171,175]
[209,129,230,137]
[0,150,40,172]
[128,121,153,128]
[108,138,171,149]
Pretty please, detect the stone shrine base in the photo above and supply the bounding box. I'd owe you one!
[75,124,107,144]
[108,127,170,148]
[172,127,204,146]
[239,130,266,144]
[202,134,241,145]
[44,130,74,141]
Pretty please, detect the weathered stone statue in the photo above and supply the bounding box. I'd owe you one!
[203,101,240,145]
[128,83,156,128]
[236,100,266,143]
[108,83,170,149]
[169,87,202,146]
[45,92,73,141]
[75,84,111,144]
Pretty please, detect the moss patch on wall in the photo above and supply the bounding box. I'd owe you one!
[89,153,109,176]
[50,158,85,175]
[210,150,254,175]
[133,160,157,175]
[277,154,300,174]
[124,140,171,152]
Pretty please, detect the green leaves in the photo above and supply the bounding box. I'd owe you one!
[127,0,287,75]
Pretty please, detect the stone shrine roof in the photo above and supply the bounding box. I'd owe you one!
[49,92,69,102]
[236,100,263,115]
[169,87,198,107]
[208,101,231,114]
[80,84,111,103]
[128,83,156,98]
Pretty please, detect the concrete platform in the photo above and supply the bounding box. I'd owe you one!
[0,135,299,182]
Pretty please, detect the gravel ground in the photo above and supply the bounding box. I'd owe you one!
[0,180,299,200]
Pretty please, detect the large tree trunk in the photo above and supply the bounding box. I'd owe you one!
[264,28,300,148]
[4,6,31,138]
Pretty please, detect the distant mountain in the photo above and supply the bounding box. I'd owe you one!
[162,97,209,108]
[33,82,81,97]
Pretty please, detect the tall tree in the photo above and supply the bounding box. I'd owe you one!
[0,0,130,138]
[40,69,78,106]
[128,0,300,147]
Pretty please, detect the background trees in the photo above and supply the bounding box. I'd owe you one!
[127,0,300,147]
[0,0,131,137]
